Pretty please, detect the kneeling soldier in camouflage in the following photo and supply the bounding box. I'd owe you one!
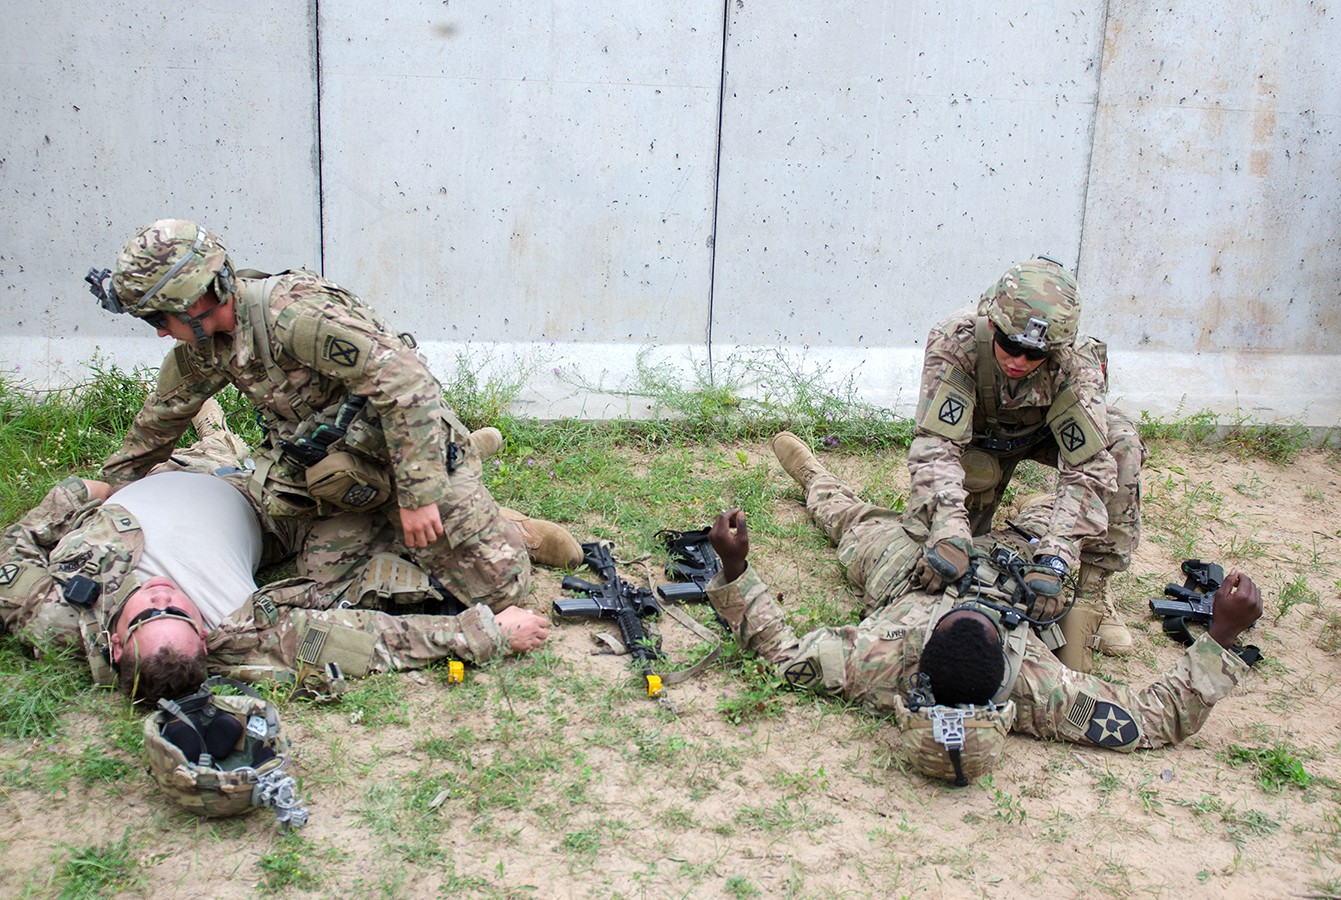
[88,219,580,614]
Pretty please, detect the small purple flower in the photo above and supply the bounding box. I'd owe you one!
[491,459,501,468]
[552,366,562,376]
[823,435,839,448]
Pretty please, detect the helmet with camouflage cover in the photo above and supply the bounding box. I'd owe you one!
[977,256,1081,352]
[85,219,236,348]
[143,678,308,829]
[894,694,1015,786]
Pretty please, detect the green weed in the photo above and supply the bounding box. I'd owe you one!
[256,834,339,891]
[1275,575,1321,624]
[1226,741,1312,791]
[0,638,93,739]
[48,827,141,899]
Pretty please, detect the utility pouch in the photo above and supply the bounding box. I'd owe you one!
[305,451,392,512]
[250,454,319,519]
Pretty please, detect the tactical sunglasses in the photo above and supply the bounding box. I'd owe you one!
[122,605,203,640]
[993,330,1050,362]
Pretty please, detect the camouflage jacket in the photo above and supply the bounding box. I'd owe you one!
[205,602,510,689]
[708,566,1249,751]
[907,306,1119,565]
[101,270,460,511]
[0,477,144,648]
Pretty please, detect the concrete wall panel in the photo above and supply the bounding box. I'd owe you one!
[0,1,320,380]
[1081,1,1341,357]
[317,1,723,346]
[712,1,1107,350]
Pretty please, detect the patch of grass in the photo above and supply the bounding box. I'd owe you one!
[256,834,341,892]
[0,638,93,739]
[716,649,787,726]
[724,874,763,898]
[341,673,409,728]
[48,827,141,899]
[1275,575,1321,624]
[1317,611,1341,654]
[563,347,913,449]
[734,797,836,834]
[1226,741,1313,791]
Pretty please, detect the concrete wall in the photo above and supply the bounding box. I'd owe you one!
[1,1,1337,426]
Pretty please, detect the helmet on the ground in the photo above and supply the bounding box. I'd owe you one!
[143,677,307,828]
[111,219,234,318]
[894,694,1015,786]
[978,256,1081,352]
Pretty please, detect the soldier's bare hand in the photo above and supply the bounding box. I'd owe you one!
[709,509,749,583]
[400,504,445,548]
[81,479,112,503]
[1208,569,1263,649]
[496,606,550,654]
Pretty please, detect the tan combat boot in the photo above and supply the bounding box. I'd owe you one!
[470,427,503,460]
[1085,566,1134,657]
[500,507,584,568]
[770,431,828,490]
[192,397,228,439]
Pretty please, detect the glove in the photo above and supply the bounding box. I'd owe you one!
[915,538,972,593]
[1023,554,1068,618]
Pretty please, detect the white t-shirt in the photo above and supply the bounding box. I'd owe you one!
[112,471,263,628]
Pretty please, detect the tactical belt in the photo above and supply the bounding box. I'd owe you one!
[971,428,1051,455]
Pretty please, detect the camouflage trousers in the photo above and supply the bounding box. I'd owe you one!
[298,450,530,612]
[802,472,926,613]
[968,406,1146,573]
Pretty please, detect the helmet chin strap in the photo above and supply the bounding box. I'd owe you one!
[174,298,227,350]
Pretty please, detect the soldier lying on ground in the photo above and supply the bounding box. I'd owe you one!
[88,218,580,613]
[905,257,1147,671]
[699,435,1262,786]
[0,402,548,706]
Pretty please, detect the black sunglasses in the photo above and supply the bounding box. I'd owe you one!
[993,331,1049,362]
[121,605,202,640]
[137,310,170,330]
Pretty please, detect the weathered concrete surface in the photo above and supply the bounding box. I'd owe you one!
[0,1,1336,426]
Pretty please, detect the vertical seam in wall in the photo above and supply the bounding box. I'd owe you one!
[705,0,732,384]
[1076,0,1112,280]
[314,0,326,274]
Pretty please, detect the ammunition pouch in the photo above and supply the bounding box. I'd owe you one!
[305,451,392,512]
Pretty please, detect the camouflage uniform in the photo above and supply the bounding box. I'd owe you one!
[205,602,510,690]
[101,266,528,609]
[908,305,1146,574]
[706,472,1249,752]
[0,469,509,685]
[0,432,296,650]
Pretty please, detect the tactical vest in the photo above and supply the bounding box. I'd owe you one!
[971,316,1109,466]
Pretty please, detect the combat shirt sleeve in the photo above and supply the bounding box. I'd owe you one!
[101,344,230,486]
[207,604,509,681]
[907,318,976,546]
[1035,349,1118,565]
[273,298,452,510]
[1009,631,1250,750]
[706,566,801,663]
[1,477,96,563]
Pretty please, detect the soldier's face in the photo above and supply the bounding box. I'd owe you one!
[153,293,236,342]
[991,331,1049,380]
[110,577,208,664]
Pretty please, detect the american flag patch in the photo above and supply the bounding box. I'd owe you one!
[1067,692,1097,730]
[297,626,327,665]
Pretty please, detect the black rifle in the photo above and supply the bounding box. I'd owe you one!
[654,527,722,603]
[1148,559,1261,666]
[279,395,367,467]
[553,541,664,696]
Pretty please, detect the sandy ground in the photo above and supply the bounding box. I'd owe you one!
[2,444,1339,899]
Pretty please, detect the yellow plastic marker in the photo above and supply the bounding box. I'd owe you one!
[646,674,663,698]
[447,661,465,684]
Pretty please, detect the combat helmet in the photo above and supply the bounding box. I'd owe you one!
[85,219,236,347]
[978,256,1081,352]
[143,677,308,829]
[894,691,1015,787]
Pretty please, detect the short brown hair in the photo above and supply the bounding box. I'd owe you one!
[118,646,208,706]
